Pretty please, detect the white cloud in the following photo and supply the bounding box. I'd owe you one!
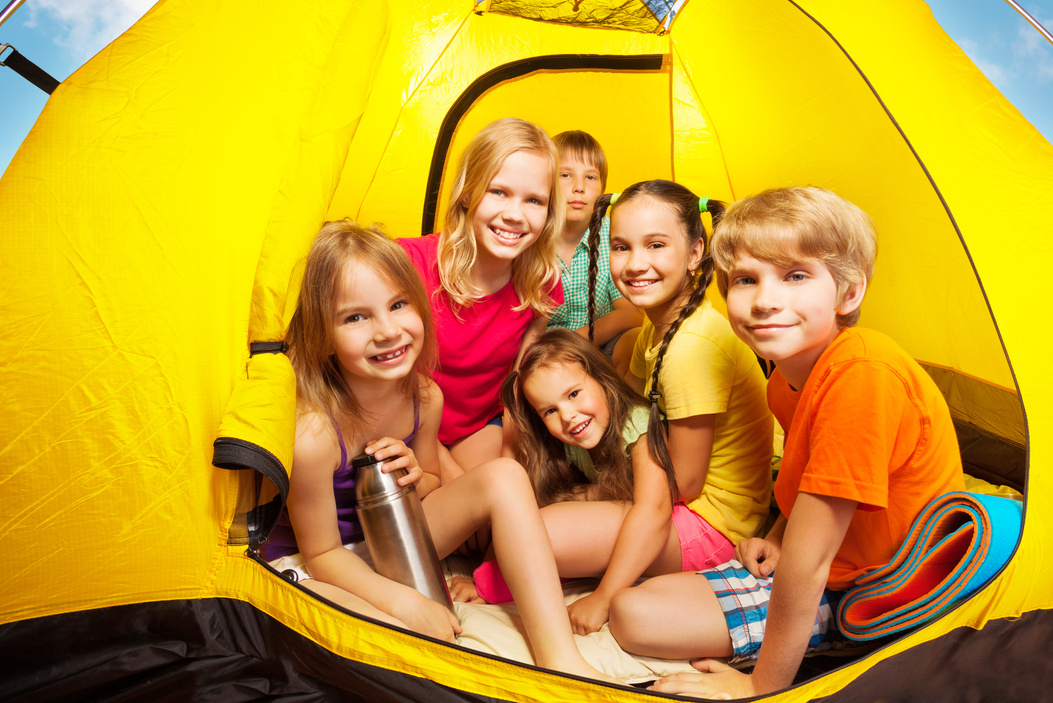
[975,57,1012,84]
[25,0,154,62]
[1012,13,1053,84]
[953,35,1013,85]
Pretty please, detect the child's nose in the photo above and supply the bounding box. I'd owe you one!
[625,248,647,272]
[752,280,780,312]
[502,199,525,222]
[373,314,400,340]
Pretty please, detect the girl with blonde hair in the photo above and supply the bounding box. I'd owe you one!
[263,221,618,683]
[399,118,565,473]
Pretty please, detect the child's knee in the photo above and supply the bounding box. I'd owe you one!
[475,457,532,498]
[608,588,650,650]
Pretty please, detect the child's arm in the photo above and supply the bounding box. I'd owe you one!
[288,414,459,642]
[651,492,856,699]
[578,297,642,346]
[567,435,674,634]
[736,513,787,578]
[514,316,549,368]
[667,414,717,500]
[389,379,444,498]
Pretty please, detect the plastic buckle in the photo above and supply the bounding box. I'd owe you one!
[0,44,13,67]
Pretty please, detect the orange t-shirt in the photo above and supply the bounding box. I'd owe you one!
[769,327,965,591]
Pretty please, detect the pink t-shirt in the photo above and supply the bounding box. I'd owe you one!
[398,234,563,444]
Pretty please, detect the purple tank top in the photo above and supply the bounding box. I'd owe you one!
[261,399,421,562]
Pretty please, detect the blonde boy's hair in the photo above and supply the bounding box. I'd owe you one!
[711,186,877,327]
[553,130,608,191]
[438,118,564,315]
[287,220,435,434]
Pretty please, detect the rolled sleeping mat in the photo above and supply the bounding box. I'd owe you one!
[836,491,1022,642]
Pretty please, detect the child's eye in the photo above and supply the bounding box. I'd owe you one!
[586,174,598,181]
[611,244,628,252]
[568,390,580,399]
[529,197,545,206]
[559,172,571,179]
[489,188,506,197]
[647,242,665,250]
[731,276,755,287]
[541,407,556,417]
[787,272,807,282]
[391,300,409,311]
[345,313,364,323]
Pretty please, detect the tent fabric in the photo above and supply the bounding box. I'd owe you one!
[2,0,1052,700]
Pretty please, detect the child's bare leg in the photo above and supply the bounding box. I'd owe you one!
[541,500,682,577]
[424,458,621,683]
[608,572,734,659]
[299,579,409,630]
[448,424,503,471]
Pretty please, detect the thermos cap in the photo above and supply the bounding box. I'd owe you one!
[351,452,379,469]
[353,452,412,507]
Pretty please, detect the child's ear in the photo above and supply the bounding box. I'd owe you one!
[837,278,868,316]
[687,240,705,275]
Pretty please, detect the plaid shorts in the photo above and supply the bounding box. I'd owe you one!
[700,560,841,662]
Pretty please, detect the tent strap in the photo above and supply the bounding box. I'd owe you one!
[213,437,288,553]
[0,44,60,94]
[249,341,287,355]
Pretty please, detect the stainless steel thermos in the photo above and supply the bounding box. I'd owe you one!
[353,452,454,611]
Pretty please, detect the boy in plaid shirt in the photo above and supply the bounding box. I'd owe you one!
[547,131,640,364]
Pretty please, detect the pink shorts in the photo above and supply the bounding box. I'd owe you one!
[671,503,735,571]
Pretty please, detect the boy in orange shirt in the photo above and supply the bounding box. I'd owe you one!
[609,186,965,699]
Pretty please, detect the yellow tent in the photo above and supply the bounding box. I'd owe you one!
[2,0,1051,700]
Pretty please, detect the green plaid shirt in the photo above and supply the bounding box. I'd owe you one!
[547,216,621,331]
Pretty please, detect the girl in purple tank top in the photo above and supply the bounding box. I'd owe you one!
[272,221,619,684]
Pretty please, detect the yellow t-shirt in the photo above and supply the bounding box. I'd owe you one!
[630,299,774,544]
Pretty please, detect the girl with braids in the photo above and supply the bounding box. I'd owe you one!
[590,180,774,588]
[455,329,682,635]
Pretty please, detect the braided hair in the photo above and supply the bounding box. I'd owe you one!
[588,180,725,499]
[585,193,616,343]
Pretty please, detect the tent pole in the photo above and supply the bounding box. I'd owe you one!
[1003,0,1053,46]
[0,0,27,30]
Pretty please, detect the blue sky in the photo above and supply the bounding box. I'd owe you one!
[1,1,1051,175]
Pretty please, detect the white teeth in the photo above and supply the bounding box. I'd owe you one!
[570,420,590,435]
[492,226,525,240]
[373,347,405,361]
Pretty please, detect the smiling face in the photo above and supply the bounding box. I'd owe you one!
[608,195,703,325]
[470,149,551,270]
[725,251,864,389]
[558,154,603,236]
[521,361,611,452]
[331,260,425,387]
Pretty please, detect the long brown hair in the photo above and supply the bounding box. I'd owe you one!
[438,118,564,316]
[286,221,436,436]
[587,181,725,495]
[501,329,674,507]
